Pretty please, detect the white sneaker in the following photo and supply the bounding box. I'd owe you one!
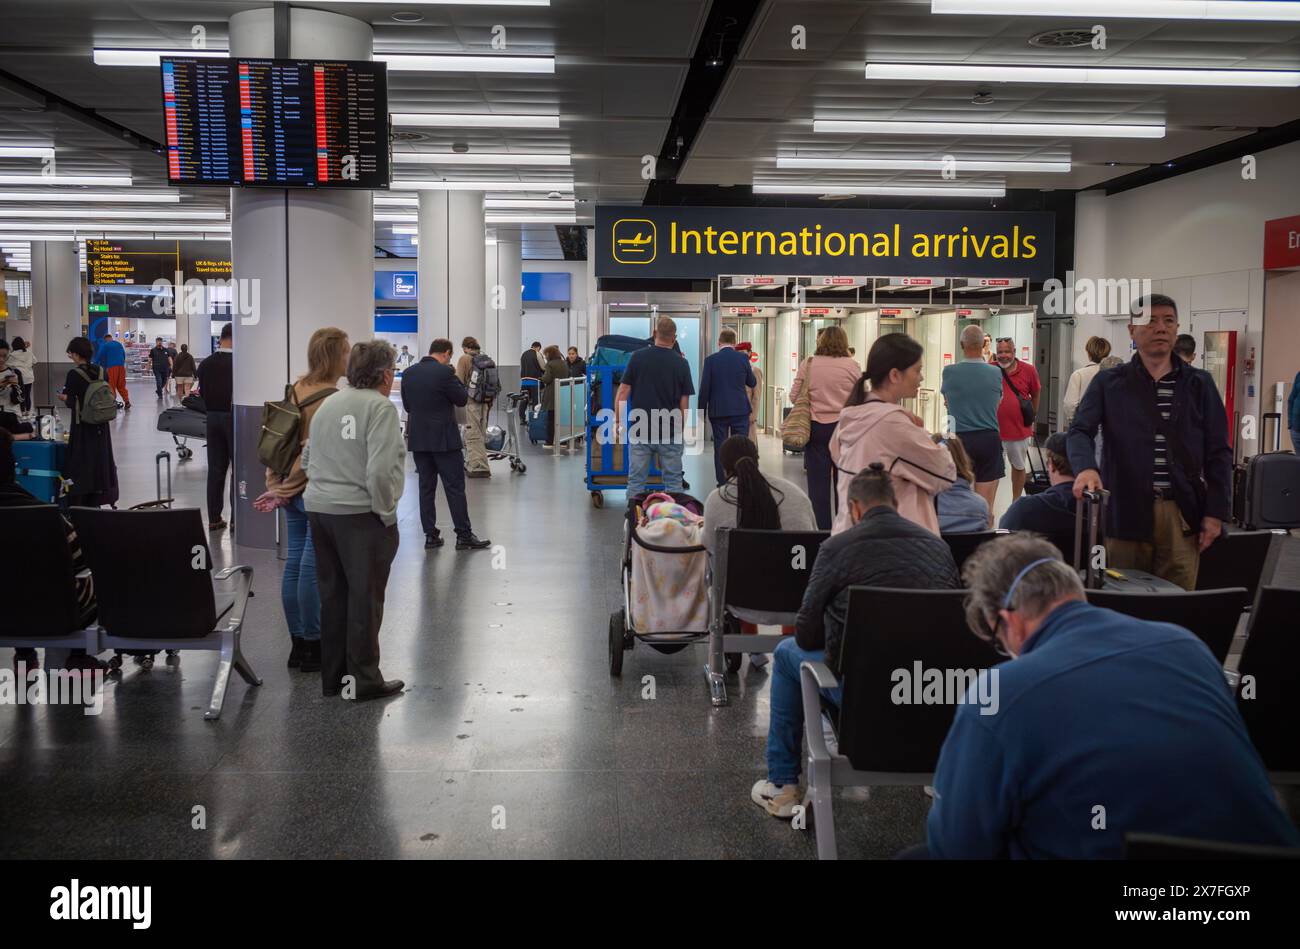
[748,652,769,669]
[751,779,801,819]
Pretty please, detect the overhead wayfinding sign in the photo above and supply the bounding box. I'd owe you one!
[596,205,1054,281]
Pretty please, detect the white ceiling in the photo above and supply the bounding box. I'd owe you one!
[0,0,1297,264]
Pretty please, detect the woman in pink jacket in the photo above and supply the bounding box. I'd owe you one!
[830,334,956,535]
[789,325,861,529]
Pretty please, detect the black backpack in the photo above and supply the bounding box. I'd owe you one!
[468,353,501,404]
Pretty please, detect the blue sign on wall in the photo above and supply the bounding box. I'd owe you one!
[374,310,417,334]
[522,271,571,302]
[375,271,418,301]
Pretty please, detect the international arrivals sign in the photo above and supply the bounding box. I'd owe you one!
[595,205,1055,281]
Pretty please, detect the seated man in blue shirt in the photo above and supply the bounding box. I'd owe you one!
[925,534,1299,859]
[998,432,1076,536]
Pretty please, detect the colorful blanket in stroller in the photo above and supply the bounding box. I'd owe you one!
[629,517,708,634]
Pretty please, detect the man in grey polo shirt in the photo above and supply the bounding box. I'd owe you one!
[941,324,1004,522]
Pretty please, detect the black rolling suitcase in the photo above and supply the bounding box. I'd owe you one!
[1024,439,1050,496]
[1075,489,1182,592]
[1238,450,1300,530]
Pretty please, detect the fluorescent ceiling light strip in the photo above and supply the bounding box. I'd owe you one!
[391,226,418,235]
[0,191,180,203]
[272,1,550,5]
[373,196,418,207]
[929,1,1300,22]
[0,147,55,159]
[0,209,225,220]
[0,223,230,233]
[375,214,417,223]
[813,120,1164,138]
[865,62,1300,88]
[376,54,554,74]
[487,199,576,209]
[0,234,79,241]
[0,175,132,186]
[484,214,576,224]
[392,153,570,166]
[392,113,559,129]
[391,180,573,192]
[777,157,1070,172]
[753,183,1006,197]
[94,49,227,67]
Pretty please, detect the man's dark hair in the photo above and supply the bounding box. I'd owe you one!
[462,336,480,351]
[220,322,233,341]
[531,341,541,349]
[429,338,454,356]
[66,336,94,361]
[156,337,163,343]
[1131,293,1178,319]
[0,338,8,352]
[1173,334,1196,359]
[847,463,897,511]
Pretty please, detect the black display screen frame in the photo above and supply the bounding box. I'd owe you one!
[160,55,391,190]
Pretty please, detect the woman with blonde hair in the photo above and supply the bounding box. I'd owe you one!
[252,326,350,673]
[788,324,861,529]
[1062,336,1111,428]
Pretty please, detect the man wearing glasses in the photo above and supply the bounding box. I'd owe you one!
[992,336,1041,502]
[1066,294,1232,590]
[923,535,1297,859]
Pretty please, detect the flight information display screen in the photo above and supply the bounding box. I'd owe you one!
[161,56,389,189]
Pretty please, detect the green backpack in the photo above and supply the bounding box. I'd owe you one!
[74,367,118,425]
[258,383,336,477]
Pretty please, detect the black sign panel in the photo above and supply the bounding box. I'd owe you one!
[162,57,389,189]
[87,240,232,286]
[595,205,1055,281]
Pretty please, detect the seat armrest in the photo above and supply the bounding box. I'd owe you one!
[800,660,840,761]
[213,564,254,631]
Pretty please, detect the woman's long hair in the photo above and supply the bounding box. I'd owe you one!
[720,436,782,530]
[303,327,350,385]
[845,333,924,407]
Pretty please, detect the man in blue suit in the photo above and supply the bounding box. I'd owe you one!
[400,338,491,551]
[699,328,757,486]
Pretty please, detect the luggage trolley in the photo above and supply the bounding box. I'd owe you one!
[156,404,206,461]
[608,492,710,675]
[585,364,687,509]
[488,392,528,473]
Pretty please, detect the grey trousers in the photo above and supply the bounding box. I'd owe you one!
[307,511,399,696]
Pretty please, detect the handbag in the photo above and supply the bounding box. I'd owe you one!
[999,365,1035,427]
[782,357,814,451]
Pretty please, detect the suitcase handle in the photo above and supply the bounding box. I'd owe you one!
[1075,488,1109,589]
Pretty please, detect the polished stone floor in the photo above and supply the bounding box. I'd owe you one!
[5,380,1296,859]
[1,381,926,859]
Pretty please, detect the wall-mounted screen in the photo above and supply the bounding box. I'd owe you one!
[375,271,417,301]
[522,271,571,302]
[162,56,389,189]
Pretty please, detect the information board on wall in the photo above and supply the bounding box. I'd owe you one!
[86,240,232,286]
[595,205,1055,281]
[162,56,389,189]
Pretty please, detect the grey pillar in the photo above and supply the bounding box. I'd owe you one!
[30,240,81,409]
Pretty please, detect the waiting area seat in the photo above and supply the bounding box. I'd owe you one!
[940,530,1006,575]
[0,505,98,656]
[1084,587,1251,665]
[800,587,1000,860]
[69,507,261,720]
[1125,833,1300,860]
[1235,586,1300,785]
[1196,529,1284,601]
[706,526,829,706]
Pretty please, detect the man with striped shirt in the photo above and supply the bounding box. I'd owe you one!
[1066,294,1232,590]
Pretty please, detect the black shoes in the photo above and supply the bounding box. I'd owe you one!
[425,533,444,549]
[466,470,491,479]
[298,641,321,673]
[287,636,305,669]
[354,679,405,702]
[455,533,491,550]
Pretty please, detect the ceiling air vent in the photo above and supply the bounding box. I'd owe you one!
[1028,29,1096,49]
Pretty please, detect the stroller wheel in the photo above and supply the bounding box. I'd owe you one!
[725,652,743,674]
[517,463,526,473]
[608,610,626,676]
[591,492,603,509]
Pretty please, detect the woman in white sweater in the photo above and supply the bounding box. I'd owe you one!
[1062,336,1111,429]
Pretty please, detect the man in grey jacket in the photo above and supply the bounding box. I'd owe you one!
[304,340,406,702]
[752,465,960,818]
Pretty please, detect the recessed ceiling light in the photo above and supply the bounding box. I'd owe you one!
[865,62,1300,88]
[777,156,1070,172]
[931,1,1300,22]
[391,113,560,129]
[754,182,1007,197]
[972,92,996,104]
[0,191,180,203]
[390,12,426,22]
[392,153,570,166]
[813,119,1165,138]
[375,54,554,74]
[0,174,132,186]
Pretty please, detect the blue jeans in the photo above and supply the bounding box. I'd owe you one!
[283,496,321,641]
[1292,430,1300,454]
[767,638,841,786]
[627,440,685,498]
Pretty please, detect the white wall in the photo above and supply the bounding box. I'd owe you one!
[1072,139,1300,430]
[518,258,593,356]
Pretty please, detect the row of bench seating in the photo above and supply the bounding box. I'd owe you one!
[705,526,1296,858]
[3,505,260,720]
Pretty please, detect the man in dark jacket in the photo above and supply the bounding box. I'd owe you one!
[998,432,1077,537]
[519,341,544,423]
[1067,294,1232,590]
[751,464,960,819]
[699,327,756,486]
[400,338,490,551]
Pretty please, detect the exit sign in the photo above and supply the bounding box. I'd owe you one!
[88,304,108,312]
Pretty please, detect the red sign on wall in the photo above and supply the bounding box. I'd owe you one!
[1264,214,1300,270]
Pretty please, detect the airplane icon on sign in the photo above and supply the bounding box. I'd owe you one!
[611,218,656,264]
[617,232,652,250]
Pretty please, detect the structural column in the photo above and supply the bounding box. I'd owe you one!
[29,240,81,409]
[486,237,522,393]
[417,190,486,353]
[229,6,375,549]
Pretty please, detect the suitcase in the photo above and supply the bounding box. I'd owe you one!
[1238,450,1300,530]
[528,409,549,445]
[1074,489,1182,592]
[13,439,67,503]
[157,406,207,439]
[1024,439,1051,496]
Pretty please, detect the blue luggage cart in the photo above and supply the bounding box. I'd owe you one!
[585,364,680,509]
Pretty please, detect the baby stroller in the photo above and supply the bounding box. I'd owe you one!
[609,491,712,675]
